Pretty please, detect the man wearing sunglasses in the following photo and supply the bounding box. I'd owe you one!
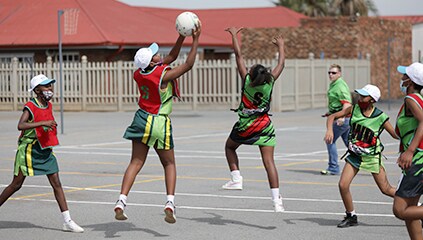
[321,64,352,175]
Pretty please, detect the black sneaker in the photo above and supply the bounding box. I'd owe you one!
[337,213,358,228]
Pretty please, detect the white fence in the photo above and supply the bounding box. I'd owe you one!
[0,55,370,112]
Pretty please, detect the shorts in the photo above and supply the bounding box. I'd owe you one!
[14,138,59,176]
[123,109,174,150]
[345,152,383,174]
[395,161,423,198]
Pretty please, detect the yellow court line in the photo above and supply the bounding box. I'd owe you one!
[280,159,326,167]
[1,167,378,188]
[0,158,14,162]
[11,177,165,200]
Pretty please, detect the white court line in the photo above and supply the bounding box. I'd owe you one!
[12,198,394,217]
[2,184,395,217]
[3,184,392,206]
[59,127,303,149]
[53,150,325,162]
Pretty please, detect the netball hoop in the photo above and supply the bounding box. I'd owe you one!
[63,8,80,35]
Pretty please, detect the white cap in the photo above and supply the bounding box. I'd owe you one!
[355,84,381,102]
[134,43,159,70]
[28,74,56,92]
[397,62,423,86]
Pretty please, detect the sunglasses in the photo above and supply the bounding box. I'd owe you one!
[328,71,338,75]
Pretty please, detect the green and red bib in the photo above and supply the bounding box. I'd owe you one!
[24,99,59,149]
[134,64,180,115]
[348,105,389,156]
[396,93,423,153]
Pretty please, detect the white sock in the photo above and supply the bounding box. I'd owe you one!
[271,188,280,201]
[119,194,127,204]
[230,170,241,181]
[167,195,175,203]
[62,210,71,223]
[348,210,356,216]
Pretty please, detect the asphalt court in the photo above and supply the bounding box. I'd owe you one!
[0,101,413,239]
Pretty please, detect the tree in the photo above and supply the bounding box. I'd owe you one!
[275,0,329,17]
[330,0,378,16]
[275,0,378,17]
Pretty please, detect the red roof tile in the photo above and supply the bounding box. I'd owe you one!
[0,0,306,48]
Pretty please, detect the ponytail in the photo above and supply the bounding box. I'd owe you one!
[250,64,272,87]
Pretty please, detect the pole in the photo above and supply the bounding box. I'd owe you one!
[58,10,64,134]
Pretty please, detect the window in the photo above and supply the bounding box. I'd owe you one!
[0,53,34,64]
[54,51,80,63]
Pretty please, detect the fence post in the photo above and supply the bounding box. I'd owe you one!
[81,56,87,111]
[46,56,52,78]
[192,53,199,111]
[117,60,123,111]
[309,53,315,108]
[11,57,18,111]
[294,59,299,110]
[366,53,371,85]
[230,53,237,109]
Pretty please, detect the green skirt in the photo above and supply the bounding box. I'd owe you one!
[124,109,174,150]
[229,114,276,146]
[345,152,383,174]
[14,138,59,176]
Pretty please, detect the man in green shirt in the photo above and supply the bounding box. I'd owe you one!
[321,64,352,175]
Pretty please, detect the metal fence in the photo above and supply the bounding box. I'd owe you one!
[0,54,370,112]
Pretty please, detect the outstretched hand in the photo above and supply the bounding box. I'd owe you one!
[272,35,284,46]
[192,20,202,39]
[225,27,243,36]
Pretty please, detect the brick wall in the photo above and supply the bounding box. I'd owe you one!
[241,17,412,99]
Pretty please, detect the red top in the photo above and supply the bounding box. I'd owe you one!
[24,100,59,149]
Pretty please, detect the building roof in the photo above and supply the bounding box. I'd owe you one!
[381,15,423,25]
[0,0,306,49]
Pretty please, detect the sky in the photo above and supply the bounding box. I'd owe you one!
[120,0,423,16]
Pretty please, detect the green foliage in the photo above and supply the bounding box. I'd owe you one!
[275,0,378,17]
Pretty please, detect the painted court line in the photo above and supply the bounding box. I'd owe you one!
[12,198,395,218]
[3,184,392,205]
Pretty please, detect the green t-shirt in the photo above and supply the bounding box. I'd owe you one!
[327,77,351,113]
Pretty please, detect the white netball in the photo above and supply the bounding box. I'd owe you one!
[175,11,200,37]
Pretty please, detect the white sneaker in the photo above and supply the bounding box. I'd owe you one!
[62,220,84,233]
[164,201,176,224]
[273,196,285,212]
[222,176,243,190]
[114,199,128,220]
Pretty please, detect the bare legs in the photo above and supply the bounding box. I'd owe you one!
[119,140,149,196]
[156,148,176,195]
[259,146,279,189]
[394,196,423,240]
[119,139,176,196]
[339,163,396,212]
[224,138,241,171]
[224,137,279,188]
[338,162,359,212]
[0,170,25,207]
[47,172,69,212]
[0,170,68,212]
